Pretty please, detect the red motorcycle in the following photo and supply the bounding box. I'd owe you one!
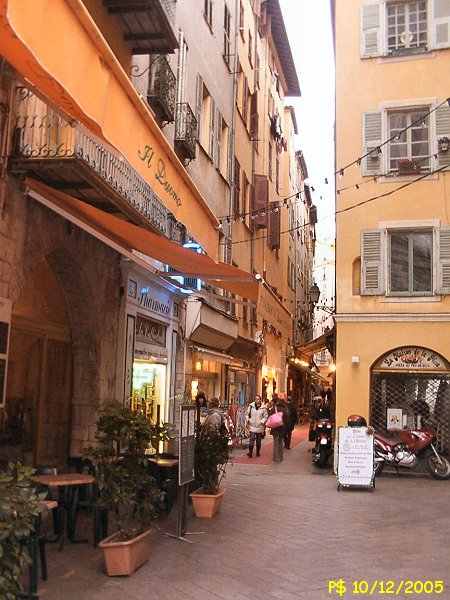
[374,424,450,480]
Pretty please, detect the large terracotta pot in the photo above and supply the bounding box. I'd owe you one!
[189,487,226,517]
[98,529,152,576]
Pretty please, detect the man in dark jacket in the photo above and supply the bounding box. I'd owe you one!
[284,396,298,449]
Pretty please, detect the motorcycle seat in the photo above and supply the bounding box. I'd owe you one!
[376,431,401,445]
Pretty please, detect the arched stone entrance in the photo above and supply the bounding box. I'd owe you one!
[371,347,450,456]
[4,258,72,466]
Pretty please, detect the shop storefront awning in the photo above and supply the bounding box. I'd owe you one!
[295,328,335,359]
[0,0,218,257]
[288,360,329,383]
[26,178,261,302]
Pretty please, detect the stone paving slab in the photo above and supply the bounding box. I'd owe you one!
[35,430,450,600]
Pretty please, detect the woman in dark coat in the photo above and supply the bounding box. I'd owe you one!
[268,398,286,462]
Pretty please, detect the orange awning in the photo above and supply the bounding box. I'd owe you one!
[0,0,218,258]
[25,178,260,302]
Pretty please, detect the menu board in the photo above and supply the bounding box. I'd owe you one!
[178,405,196,486]
[337,426,374,488]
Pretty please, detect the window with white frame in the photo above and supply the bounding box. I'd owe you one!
[362,100,450,176]
[389,229,432,294]
[361,226,450,296]
[361,0,450,58]
[388,108,430,173]
[387,1,427,53]
[224,5,231,67]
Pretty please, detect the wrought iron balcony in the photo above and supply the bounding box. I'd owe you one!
[8,87,168,235]
[103,0,178,55]
[147,56,176,124]
[174,103,197,162]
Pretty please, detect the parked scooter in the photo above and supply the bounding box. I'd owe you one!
[311,417,334,468]
[374,424,450,480]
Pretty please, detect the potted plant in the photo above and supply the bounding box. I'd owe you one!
[190,416,231,518]
[397,158,420,174]
[0,462,47,599]
[85,401,170,576]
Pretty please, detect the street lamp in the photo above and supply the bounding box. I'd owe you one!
[309,282,321,305]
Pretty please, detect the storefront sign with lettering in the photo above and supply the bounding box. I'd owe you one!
[378,347,448,371]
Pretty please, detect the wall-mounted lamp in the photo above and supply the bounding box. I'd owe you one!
[309,282,321,305]
[351,355,360,364]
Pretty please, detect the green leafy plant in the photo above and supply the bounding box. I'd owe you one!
[0,462,46,600]
[194,424,230,494]
[85,401,172,542]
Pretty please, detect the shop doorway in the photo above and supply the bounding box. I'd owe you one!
[1,260,72,467]
[371,347,450,456]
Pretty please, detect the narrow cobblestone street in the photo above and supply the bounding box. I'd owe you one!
[36,427,450,600]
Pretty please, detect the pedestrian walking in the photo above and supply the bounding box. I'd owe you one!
[267,397,286,462]
[203,397,224,431]
[284,395,298,449]
[246,394,268,457]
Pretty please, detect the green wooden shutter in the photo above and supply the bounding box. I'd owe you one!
[361,3,381,58]
[361,229,384,295]
[253,174,268,229]
[362,110,383,176]
[430,0,450,50]
[436,227,450,294]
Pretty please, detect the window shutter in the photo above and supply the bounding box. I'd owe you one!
[215,109,222,170]
[436,227,450,294]
[269,202,280,249]
[435,104,450,169]
[430,0,450,50]
[250,92,258,139]
[234,159,241,215]
[361,229,384,295]
[225,236,232,264]
[360,3,381,58]
[209,97,216,159]
[196,74,203,140]
[253,174,268,229]
[362,110,383,176]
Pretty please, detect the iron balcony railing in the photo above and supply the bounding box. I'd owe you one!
[174,103,197,161]
[9,87,168,235]
[147,56,176,123]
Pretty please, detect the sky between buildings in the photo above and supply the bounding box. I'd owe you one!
[279,0,336,241]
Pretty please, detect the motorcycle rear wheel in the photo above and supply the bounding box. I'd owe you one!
[427,453,450,480]
[316,448,329,468]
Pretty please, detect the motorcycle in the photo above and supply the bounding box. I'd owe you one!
[374,424,450,480]
[311,417,334,468]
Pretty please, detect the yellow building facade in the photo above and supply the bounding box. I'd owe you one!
[334,0,450,452]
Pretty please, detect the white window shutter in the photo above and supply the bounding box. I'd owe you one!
[430,0,450,50]
[436,227,450,294]
[361,3,381,58]
[361,229,384,295]
[209,97,215,159]
[215,108,222,170]
[362,110,383,176]
[435,103,450,169]
[196,74,203,141]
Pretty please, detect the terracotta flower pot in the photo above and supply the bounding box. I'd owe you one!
[98,529,152,576]
[189,487,226,517]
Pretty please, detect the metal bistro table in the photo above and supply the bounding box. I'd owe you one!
[31,473,94,551]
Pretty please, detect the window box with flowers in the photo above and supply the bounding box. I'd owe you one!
[397,159,420,175]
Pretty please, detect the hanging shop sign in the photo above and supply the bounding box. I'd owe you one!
[376,347,449,372]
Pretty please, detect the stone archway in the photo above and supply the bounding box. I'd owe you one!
[371,346,450,456]
[4,248,101,466]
